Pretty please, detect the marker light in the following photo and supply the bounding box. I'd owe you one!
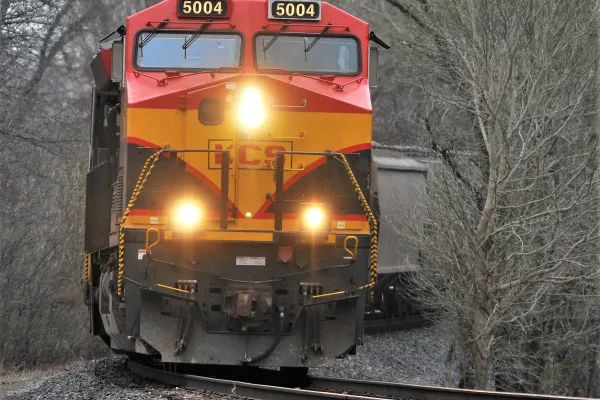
[303,207,325,230]
[277,246,293,263]
[175,203,201,227]
[238,88,265,129]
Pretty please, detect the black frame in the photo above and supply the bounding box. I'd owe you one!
[177,0,229,18]
[269,0,321,21]
[133,29,245,72]
[253,32,362,77]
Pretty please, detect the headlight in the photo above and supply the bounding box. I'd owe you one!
[238,88,265,129]
[174,203,201,228]
[303,207,326,230]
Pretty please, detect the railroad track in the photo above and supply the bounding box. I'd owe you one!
[363,315,430,334]
[128,360,590,400]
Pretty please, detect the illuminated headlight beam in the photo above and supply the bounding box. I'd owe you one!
[303,207,326,230]
[238,88,265,129]
[175,203,201,227]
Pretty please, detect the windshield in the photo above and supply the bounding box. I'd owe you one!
[136,31,242,70]
[255,34,360,75]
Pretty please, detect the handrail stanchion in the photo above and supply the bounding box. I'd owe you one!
[220,151,230,230]
[275,153,284,232]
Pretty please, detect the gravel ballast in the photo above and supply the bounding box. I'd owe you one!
[2,325,449,399]
[1,357,244,400]
[315,326,451,386]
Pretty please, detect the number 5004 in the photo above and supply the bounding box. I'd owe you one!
[274,1,318,19]
[181,0,225,15]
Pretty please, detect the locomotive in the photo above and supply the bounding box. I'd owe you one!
[84,0,402,369]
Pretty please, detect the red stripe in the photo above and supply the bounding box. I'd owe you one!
[254,143,371,217]
[126,137,244,218]
[126,137,157,147]
[130,209,166,216]
[125,137,171,156]
[284,143,371,192]
[126,74,372,114]
[130,209,235,218]
[126,136,218,192]
[258,213,367,221]
[126,138,370,221]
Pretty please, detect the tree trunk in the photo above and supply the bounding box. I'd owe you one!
[445,341,455,387]
[473,297,491,389]
[586,339,600,397]
[472,208,494,389]
[470,123,498,389]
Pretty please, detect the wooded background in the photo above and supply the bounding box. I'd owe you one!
[0,0,597,397]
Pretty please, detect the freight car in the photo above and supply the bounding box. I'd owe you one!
[83,0,418,369]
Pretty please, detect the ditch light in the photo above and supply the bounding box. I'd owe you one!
[173,202,202,230]
[301,206,329,231]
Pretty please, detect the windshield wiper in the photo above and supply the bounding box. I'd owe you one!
[183,20,211,51]
[139,19,169,49]
[263,25,288,53]
[305,23,332,53]
[100,25,125,44]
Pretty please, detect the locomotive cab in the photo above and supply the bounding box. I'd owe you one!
[85,0,392,368]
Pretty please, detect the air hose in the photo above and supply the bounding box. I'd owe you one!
[242,308,285,365]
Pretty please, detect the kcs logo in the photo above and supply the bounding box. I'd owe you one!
[208,140,293,169]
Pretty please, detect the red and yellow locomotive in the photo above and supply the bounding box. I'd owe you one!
[85,0,387,368]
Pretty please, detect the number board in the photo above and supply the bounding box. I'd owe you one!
[268,0,322,21]
[178,0,229,17]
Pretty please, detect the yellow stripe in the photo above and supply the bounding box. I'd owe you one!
[312,290,346,299]
[165,230,273,242]
[156,284,190,294]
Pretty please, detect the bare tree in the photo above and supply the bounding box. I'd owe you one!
[375,0,600,394]
[0,0,128,368]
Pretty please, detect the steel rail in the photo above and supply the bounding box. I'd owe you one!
[128,360,591,400]
[363,315,429,334]
[308,376,593,400]
[128,361,382,400]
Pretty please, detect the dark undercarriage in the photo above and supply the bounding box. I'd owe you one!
[91,236,374,367]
